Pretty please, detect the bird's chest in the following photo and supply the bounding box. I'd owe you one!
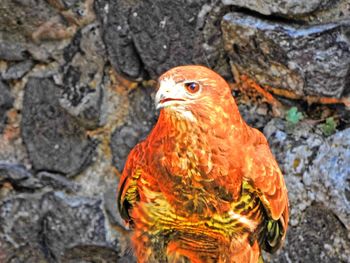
[147,142,221,217]
[158,130,216,175]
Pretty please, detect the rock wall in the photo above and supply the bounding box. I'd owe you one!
[0,0,349,262]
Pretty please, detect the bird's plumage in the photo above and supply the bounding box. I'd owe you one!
[118,65,288,263]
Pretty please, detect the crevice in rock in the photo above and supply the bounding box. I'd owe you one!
[38,214,57,263]
[228,6,309,26]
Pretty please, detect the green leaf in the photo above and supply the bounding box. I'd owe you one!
[285,107,303,124]
[321,117,337,136]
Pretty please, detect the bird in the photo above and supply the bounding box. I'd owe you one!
[117,65,289,263]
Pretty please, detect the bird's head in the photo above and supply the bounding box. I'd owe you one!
[155,65,235,121]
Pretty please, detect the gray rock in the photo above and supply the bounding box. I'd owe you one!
[0,163,42,190]
[0,0,57,36]
[40,192,108,260]
[61,244,120,263]
[94,0,146,80]
[238,103,272,131]
[35,171,81,192]
[222,12,350,98]
[0,163,32,183]
[96,0,224,80]
[60,23,106,129]
[222,0,350,23]
[21,77,97,176]
[2,60,34,80]
[0,42,29,61]
[264,119,350,261]
[192,3,233,80]
[0,80,13,134]
[263,118,322,224]
[305,127,350,230]
[103,187,125,227]
[271,204,350,262]
[264,118,324,177]
[0,191,120,262]
[222,0,330,16]
[111,86,157,171]
[0,162,80,193]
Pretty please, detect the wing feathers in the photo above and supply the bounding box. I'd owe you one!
[117,145,144,222]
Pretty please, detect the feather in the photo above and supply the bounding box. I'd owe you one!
[117,65,289,263]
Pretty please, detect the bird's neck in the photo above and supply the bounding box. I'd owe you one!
[149,98,247,144]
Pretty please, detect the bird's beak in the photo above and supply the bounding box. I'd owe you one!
[155,78,185,110]
[155,89,167,110]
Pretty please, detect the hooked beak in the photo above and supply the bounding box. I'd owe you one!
[155,79,185,109]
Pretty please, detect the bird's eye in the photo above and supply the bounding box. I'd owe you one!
[184,82,200,93]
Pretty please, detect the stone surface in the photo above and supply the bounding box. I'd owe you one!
[265,122,350,230]
[222,12,350,98]
[111,86,157,171]
[264,118,324,177]
[94,0,145,80]
[0,42,29,61]
[21,77,97,176]
[264,119,350,261]
[60,22,107,129]
[192,3,233,80]
[264,119,320,225]
[61,244,120,262]
[0,0,60,42]
[222,0,350,23]
[223,0,329,16]
[271,204,350,262]
[0,191,120,262]
[0,163,40,191]
[2,60,34,80]
[305,127,350,229]
[0,80,13,134]
[96,0,229,80]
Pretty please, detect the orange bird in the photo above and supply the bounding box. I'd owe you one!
[118,65,289,263]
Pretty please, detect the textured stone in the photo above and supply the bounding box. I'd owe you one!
[263,119,320,224]
[96,0,226,80]
[192,3,233,80]
[222,12,350,98]
[263,118,350,261]
[222,0,350,23]
[222,0,330,16]
[103,187,125,227]
[111,86,157,171]
[129,0,203,78]
[0,163,41,191]
[237,103,272,131]
[0,42,29,61]
[0,191,120,262]
[2,60,34,80]
[94,0,146,80]
[263,118,323,177]
[305,127,350,229]
[271,204,350,262]
[61,244,120,263]
[0,0,59,42]
[0,163,80,194]
[60,23,107,129]
[35,171,81,192]
[0,0,97,66]
[0,80,13,134]
[21,77,97,176]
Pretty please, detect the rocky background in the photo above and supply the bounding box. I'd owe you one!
[0,0,349,262]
